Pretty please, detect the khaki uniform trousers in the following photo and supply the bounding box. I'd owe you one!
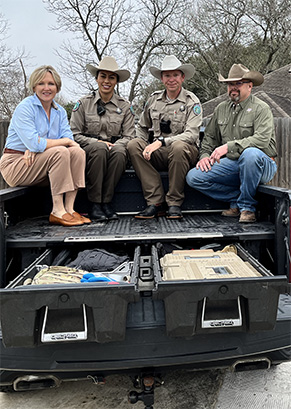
[128,138,198,206]
[82,141,128,203]
[0,146,85,195]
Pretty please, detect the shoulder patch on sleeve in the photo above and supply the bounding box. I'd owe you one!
[193,103,201,115]
[130,105,135,115]
[73,100,81,112]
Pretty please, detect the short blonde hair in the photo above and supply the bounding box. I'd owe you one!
[29,65,62,92]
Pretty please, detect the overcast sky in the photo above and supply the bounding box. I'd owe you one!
[1,0,72,100]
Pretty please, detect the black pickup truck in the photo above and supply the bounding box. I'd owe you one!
[0,171,290,407]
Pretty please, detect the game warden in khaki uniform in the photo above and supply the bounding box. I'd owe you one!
[70,56,135,221]
[127,55,202,219]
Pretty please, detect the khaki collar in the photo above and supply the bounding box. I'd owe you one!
[158,87,187,103]
[94,90,120,106]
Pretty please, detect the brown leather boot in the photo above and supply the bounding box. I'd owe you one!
[221,208,240,217]
[239,211,256,223]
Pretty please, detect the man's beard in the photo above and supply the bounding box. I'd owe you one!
[229,91,240,102]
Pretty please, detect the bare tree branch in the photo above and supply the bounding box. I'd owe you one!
[0,14,30,119]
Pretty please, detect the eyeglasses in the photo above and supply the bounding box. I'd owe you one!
[227,81,251,87]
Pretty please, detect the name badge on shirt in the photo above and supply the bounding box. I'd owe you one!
[180,105,185,112]
[116,108,122,114]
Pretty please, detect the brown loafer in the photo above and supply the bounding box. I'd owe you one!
[239,211,256,223]
[221,208,240,217]
[71,211,92,224]
[49,212,84,227]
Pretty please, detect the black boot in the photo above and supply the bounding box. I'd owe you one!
[102,203,118,220]
[166,205,183,219]
[89,203,107,221]
[135,203,167,219]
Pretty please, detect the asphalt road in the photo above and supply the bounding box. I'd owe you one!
[1,362,290,409]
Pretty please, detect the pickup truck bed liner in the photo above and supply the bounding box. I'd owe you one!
[6,214,274,246]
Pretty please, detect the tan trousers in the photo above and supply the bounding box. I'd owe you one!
[128,138,198,206]
[0,146,86,195]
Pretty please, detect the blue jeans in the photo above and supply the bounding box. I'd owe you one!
[186,148,277,212]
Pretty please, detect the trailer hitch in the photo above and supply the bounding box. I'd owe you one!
[128,375,163,409]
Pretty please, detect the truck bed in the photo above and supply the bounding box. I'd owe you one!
[5,213,275,247]
[0,174,290,396]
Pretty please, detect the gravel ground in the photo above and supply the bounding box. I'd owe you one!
[1,362,290,409]
[0,369,225,409]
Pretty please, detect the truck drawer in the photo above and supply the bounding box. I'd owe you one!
[0,243,288,348]
[0,247,139,348]
[152,243,288,337]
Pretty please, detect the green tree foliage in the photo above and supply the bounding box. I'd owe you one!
[62,102,75,121]
[167,0,291,102]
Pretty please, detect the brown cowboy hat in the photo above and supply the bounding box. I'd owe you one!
[149,55,195,80]
[218,64,264,86]
[86,56,130,83]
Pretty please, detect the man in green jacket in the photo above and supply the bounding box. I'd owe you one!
[186,64,277,222]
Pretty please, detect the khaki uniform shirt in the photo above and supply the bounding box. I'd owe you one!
[70,91,135,147]
[136,88,202,146]
[201,94,277,160]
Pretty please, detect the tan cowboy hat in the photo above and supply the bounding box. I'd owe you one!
[86,56,130,83]
[218,64,264,86]
[149,55,195,80]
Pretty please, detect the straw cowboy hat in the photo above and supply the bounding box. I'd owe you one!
[149,55,195,80]
[86,56,131,83]
[218,64,264,86]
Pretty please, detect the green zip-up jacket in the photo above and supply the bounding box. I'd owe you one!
[200,94,277,160]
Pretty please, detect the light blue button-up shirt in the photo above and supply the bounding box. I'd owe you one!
[5,93,73,152]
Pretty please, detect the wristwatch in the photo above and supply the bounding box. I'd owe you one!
[158,136,166,146]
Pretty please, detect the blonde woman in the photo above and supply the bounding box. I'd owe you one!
[0,65,90,226]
